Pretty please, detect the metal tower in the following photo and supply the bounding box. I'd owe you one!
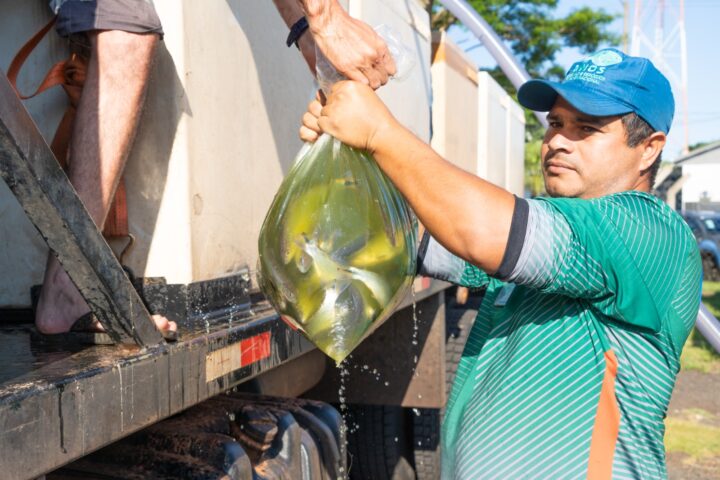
[629,0,689,155]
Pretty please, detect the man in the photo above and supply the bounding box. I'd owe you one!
[35,0,177,338]
[300,49,701,478]
[273,0,396,88]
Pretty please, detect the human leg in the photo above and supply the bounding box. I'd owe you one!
[35,28,175,335]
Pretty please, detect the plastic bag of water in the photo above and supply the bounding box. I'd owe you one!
[257,133,417,363]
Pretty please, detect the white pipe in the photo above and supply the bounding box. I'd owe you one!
[438,0,547,127]
[697,303,720,354]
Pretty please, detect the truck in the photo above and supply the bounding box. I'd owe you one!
[0,1,525,479]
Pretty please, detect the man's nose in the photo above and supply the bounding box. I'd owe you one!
[545,130,573,153]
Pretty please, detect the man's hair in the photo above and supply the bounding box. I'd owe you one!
[621,112,662,186]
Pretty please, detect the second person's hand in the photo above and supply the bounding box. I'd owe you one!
[308,4,396,89]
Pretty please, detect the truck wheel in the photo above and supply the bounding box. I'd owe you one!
[412,407,441,479]
[412,306,478,479]
[346,404,416,480]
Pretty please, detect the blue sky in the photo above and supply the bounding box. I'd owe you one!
[448,0,720,160]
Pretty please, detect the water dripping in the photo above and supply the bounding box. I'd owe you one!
[337,359,350,479]
[411,283,418,348]
[411,284,419,378]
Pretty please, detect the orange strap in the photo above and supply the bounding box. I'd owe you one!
[8,17,129,238]
[587,350,621,479]
[7,17,65,100]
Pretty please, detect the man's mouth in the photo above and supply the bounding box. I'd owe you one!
[544,160,576,174]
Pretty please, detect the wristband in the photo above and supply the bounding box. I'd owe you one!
[286,16,309,49]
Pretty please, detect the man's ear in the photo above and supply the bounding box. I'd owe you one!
[640,131,667,171]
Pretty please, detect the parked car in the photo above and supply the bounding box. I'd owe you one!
[682,211,720,281]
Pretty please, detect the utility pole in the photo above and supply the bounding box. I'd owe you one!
[622,0,629,53]
[630,0,689,155]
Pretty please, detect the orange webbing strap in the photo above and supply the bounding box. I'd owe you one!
[7,17,64,100]
[587,350,620,479]
[7,16,129,238]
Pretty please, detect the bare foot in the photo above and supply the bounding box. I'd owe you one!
[36,257,90,334]
[36,256,178,336]
[150,314,178,337]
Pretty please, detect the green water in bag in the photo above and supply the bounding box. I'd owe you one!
[258,134,417,363]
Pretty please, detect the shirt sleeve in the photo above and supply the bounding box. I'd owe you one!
[496,195,667,332]
[417,231,490,288]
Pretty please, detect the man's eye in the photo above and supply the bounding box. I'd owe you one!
[549,121,562,128]
[580,125,597,133]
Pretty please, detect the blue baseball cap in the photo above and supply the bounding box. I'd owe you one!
[518,48,674,134]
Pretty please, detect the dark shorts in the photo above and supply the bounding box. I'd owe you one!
[53,0,163,38]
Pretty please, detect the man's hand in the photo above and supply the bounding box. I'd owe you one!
[300,82,399,153]
[306,2,396,89]
[299,92,324,143]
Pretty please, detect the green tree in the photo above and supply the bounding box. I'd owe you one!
[423,0,620,195]
[688,141,714,152]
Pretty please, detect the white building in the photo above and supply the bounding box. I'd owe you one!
[676,142,720,211]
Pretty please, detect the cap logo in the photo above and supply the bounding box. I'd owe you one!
[564,49,625,85]
[589,50,624,67]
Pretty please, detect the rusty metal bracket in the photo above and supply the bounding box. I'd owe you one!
[0,70,162,346]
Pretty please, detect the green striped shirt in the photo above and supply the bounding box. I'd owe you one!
[423,192,701,479]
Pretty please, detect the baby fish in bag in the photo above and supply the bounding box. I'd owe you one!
[258,134,417,364]
[258,26,417,363]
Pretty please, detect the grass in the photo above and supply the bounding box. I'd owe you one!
[702,281,720,317]
[665,283,720,466]
[679,282,720,373]
[666,409,720,460]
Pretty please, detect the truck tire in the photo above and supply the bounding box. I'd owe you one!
[412,305,478,480]
[346,404,416,480]
[412,407,441,479]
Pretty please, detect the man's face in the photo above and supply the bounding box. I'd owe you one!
[541,97,648,199]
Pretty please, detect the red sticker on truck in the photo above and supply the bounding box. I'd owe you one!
[205,331,272,382]
[240,332,271,366]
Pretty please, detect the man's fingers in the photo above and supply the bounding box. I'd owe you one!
[374,64,389,87]
[343,67,370,86]
[299,125,319,143]
[307,99,323,118]
[360,66,383,90]
[317,116,331,137]
[302,111,321,134]
[382,51,397,77]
